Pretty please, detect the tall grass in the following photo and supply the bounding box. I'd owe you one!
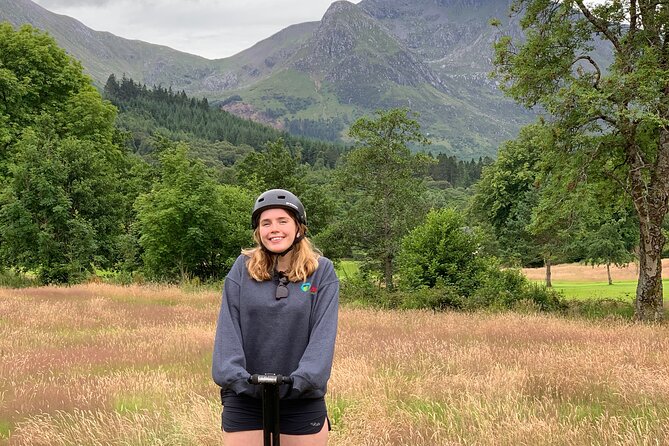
[1,284,668,445]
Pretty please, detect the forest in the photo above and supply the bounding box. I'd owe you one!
[2,0,669,323]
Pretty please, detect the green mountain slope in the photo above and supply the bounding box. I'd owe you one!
[0,0,214,86]
[220,0,532,157]
[1,0,550,158]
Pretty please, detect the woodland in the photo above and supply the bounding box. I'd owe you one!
[2,0,669,322]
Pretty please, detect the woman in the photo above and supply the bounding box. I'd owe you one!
[212,189,339,446]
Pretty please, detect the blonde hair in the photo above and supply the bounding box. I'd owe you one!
[242,222,321,282]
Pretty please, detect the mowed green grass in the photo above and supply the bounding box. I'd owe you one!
[335,259,360,279]
[550,280,640,301]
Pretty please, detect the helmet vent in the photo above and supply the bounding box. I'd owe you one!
[258,198,265,202]
[278,195,286,199]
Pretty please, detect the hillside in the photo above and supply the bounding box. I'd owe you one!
[217,0,535,157]
[1,0,539,158]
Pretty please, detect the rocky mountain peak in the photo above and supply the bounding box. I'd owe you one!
[294,0,442,90]
[2,0,544,158]
[312,1,380,58]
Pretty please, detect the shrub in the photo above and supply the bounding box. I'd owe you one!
[398,283,465,310]
[339,275,400,309]
[469,268,565,312]
[397,208,491,295]
[564,298,635,320]
[0,268,38,288]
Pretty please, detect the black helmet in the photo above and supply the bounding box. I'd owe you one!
[251,189,307,229]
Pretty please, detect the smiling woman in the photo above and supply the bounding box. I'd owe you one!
[212,188,340,446]
[258,208,300,256]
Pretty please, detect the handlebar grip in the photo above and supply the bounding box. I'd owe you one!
[248,373,294,385]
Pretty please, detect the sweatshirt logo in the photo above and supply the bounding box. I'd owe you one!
[301,282,317,295]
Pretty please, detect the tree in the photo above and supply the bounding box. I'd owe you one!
[0,24,125,283]
[470,123,547,267]
[336,108,433,290]
[135,144,253,281]
[397,208,489,294]
[581,219,637,285]
[494,1,669,321]
[0,24,89,155]
[234,138,304,194]
[0,117,125,283]
[114,153,157,275]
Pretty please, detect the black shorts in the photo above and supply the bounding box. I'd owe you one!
[221,390,330,435]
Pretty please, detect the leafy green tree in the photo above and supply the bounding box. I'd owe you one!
[0,123,125,283]
[235,138,304,193]
[135,144,253,281]
[493,0,669,321]
[114,153,157,275]
[580,219,637,285]
[336,108,434,289]
[470,123,547,267]
[0,23,89,155]
[0,24,125,283]
[397,208,488,294]
[472,121,633,288]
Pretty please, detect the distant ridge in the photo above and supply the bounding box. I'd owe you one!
[1,0,544,158]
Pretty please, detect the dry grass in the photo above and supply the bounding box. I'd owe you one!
[1,284,668,445]
[522,259,669,282]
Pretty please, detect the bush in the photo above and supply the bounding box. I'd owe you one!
[397,208,490,295]
[398,283,465,310]
[91,269,138,285]
[340,269,565,313]
[0,268,38,288]
[339,275,400,309]
[340,262,634,321]
[38,265,89,285]
[469,268,565,312]
[564,298,634,320]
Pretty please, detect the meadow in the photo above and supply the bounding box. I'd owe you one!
[1,283,668,445]
[522,260,669,301]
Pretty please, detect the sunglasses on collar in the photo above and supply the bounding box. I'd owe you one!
[276,274,289,300]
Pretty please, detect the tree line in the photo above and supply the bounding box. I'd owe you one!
[0,23,485,284]
[104,74,344,168]
[103,74,488,188]
[486,0,669,321]
[2,1,667,323]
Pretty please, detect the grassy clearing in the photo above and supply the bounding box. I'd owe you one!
[522,261,654,283]
[522,260,669,301]
[335,259,360,280]
[551,280,639,301]
[1,284,668,445]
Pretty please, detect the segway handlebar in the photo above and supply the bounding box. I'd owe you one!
[248,373,294,385]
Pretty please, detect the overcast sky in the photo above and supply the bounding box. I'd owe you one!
[31,0,362,60]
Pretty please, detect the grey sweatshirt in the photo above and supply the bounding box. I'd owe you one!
[212,254,339,399]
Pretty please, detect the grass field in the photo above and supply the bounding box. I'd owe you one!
[522,260,669,301]
[1,283,668,445]
[549,281,640,300]
[335,260,360,280]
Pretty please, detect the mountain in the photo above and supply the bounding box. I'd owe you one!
[1,0,537,158]
[212,0,535,158]
[0,0,216,86]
